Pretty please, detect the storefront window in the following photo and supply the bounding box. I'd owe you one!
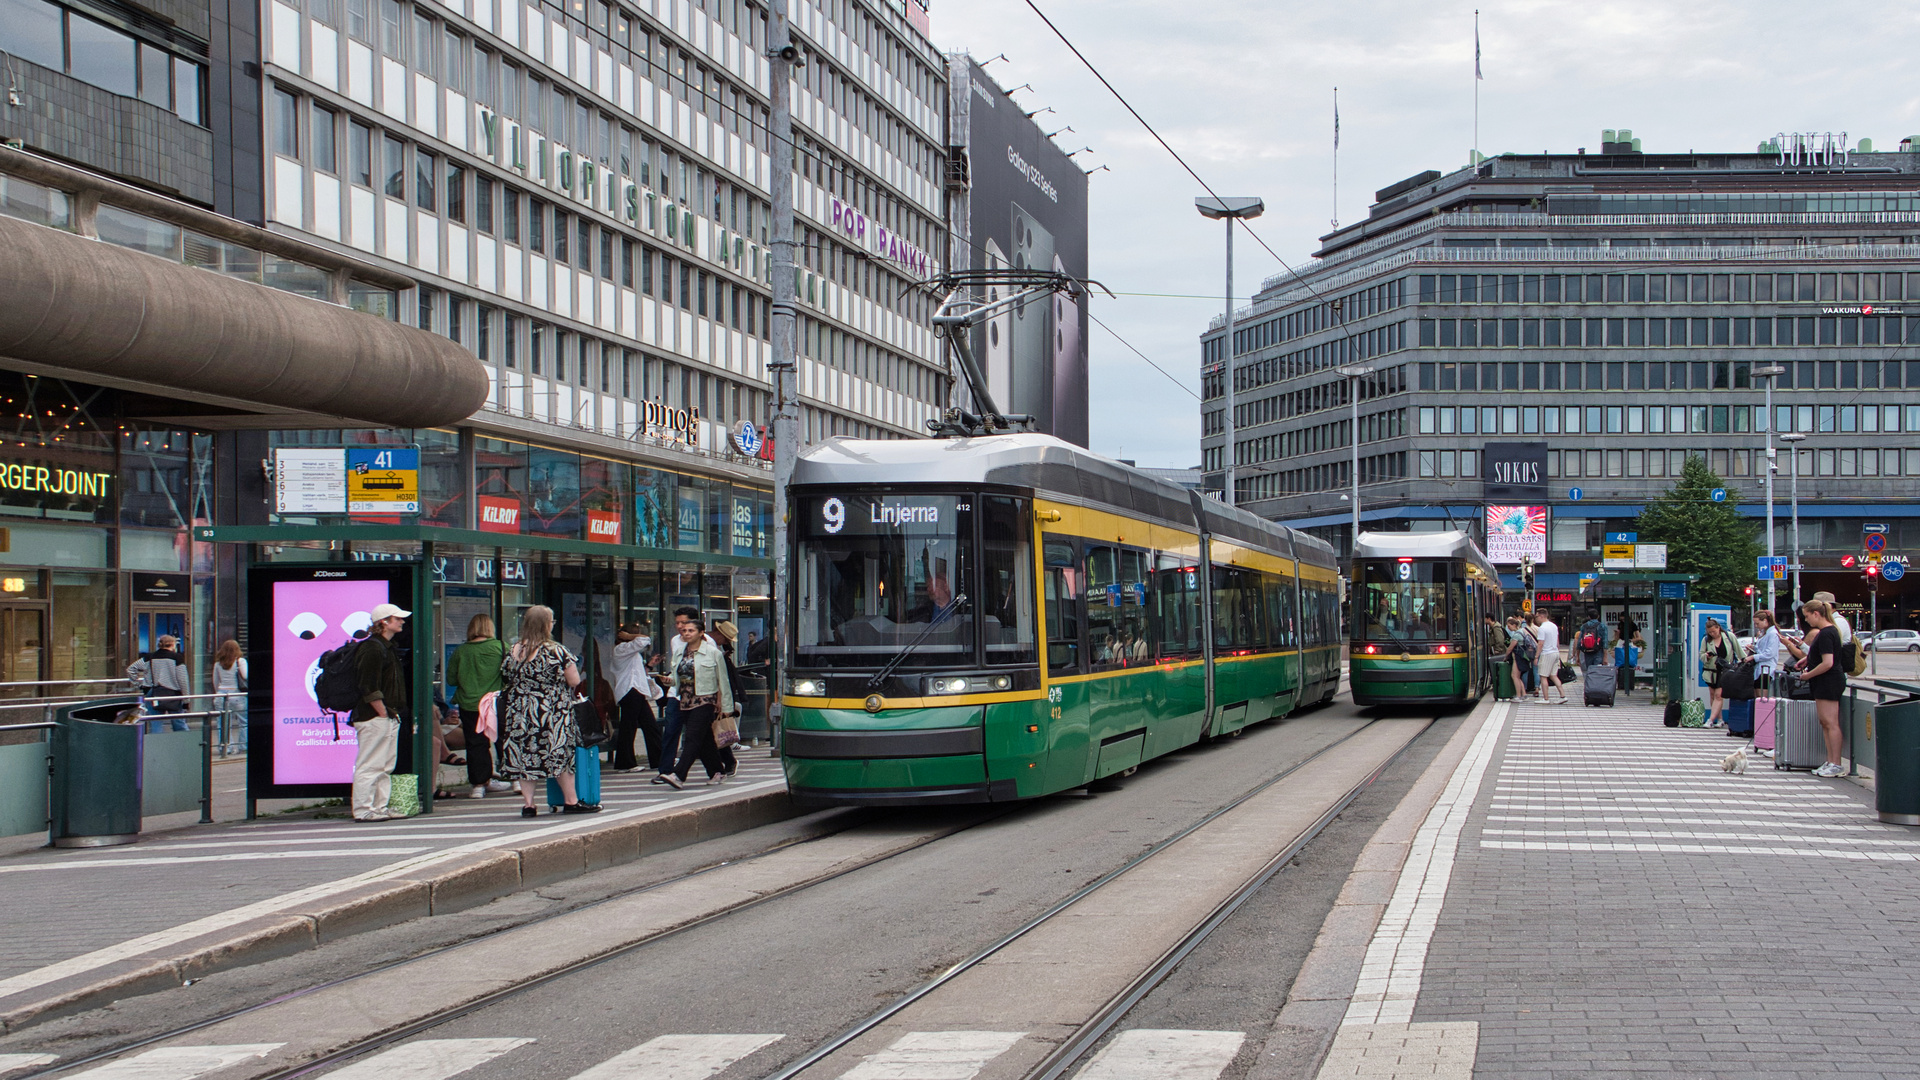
[475,437,528,533]
[50,570,113,685]
[526,446,581,538]
[579,454,625,540]
[121,429,194,528]
[675,474,709,552]
[121,527,187,571]
[633,466,678,548]
[417,428,465,528]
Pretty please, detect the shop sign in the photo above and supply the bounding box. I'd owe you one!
[346,448,420,514]
[132,572,188,602]
[273,449,346,514]
[638,400,702,445]
[1482,443,1548,501]
[677,492,704,550]
[731,496,755,556]
[478,496,522,534]
[432,556,467,584]
[732,421,762,457]
[1485,506,1546,565]
[586,510,623,544]
[471,558,529,585]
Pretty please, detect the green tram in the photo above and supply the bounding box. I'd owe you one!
[779,433,1344,805]
[1348,530,1504,706]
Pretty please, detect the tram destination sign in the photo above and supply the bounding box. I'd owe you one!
[811,495,959,536]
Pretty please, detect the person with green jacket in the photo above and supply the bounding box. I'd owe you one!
[447,614,509,798]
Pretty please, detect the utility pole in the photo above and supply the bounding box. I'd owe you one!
[1337,362,1374,554]
[1755,365,1784,620]
[1781,432,1806,611]
[768,1,799,736]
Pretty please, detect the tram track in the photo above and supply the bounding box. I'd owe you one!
[15,708,1429,1080]
[16,806,1012,1080]
[764,713,1434,1080]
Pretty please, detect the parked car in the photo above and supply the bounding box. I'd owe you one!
[1865,629,1920,653]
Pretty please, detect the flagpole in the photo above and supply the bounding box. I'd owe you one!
[1473,9,1481,159]
[1331,87,1340,229]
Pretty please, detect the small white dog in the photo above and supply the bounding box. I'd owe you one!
[1720,747,1750,774]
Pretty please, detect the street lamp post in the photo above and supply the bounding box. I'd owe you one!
[1336,363,1375,550]
[1754,365,1786,618]
[1781,432,1807,611]
[1196,197,1264,507]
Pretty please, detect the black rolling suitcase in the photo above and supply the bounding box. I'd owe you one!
[1582,664,1617,707]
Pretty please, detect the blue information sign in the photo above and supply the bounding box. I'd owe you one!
[1569,487,1583,501]
[1659,581,1689,599]
[1605,532,1638,544]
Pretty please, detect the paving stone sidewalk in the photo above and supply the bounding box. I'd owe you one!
[1415,700,1920,1079]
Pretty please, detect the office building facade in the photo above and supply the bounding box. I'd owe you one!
[0,0,949,695]
[1201,135,1920,623]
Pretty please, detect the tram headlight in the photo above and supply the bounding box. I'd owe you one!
[927,677,970,695]
[925,675,1011,695]
[790,678,827,697]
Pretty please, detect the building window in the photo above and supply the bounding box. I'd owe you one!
[349,120,372,185]
[312,104,337,173]
[445,163,465,222]
[383,135,405,198]
[273,87,299,158]
[415,151,436,210]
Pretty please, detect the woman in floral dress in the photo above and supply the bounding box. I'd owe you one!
[496,605,598,817]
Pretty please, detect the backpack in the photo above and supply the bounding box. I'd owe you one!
[1663,701,1683,727]
[315,639,366,714]
[1581,632,1599,652]
[1846,634,1868,677]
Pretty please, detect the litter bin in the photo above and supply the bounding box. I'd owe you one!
[50,697,146,847]
[1494,660,1515,700]
[738,666,771,742]
[1875,696,1920,826]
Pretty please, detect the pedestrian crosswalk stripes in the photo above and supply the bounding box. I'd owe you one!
[566,1034,783,1080]
[320,1039,532,1080]
[1076,1029,1244,1079]
[836,1030,1025,1079]
[21,1031,1256,1080]
[63,1044,283,1080]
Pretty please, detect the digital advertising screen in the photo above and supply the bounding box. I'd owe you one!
[246,563,419,800]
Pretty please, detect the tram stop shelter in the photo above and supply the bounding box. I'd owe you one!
[1576,573,1699,704]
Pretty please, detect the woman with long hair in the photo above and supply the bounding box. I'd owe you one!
[210,639,247,753]
[659,614,735,789]
[1699,618,1743,727]
[495,606,597,816]
[447,614,509,798]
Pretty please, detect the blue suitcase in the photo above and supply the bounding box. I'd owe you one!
[1726,697,1754,737]
[546,745,603,808]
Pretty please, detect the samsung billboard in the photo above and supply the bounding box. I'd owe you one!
[958,58,1090,447]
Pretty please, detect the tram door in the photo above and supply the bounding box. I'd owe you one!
[0,606,47,697]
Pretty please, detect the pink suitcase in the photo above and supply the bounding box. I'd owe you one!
[1753,697,1778,751]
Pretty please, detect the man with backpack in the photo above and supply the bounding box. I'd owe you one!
[348,603,410,822]
[1576,612,1608,674]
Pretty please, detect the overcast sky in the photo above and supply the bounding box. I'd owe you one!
[928,0,1920,468]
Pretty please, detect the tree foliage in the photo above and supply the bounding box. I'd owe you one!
[1635,456,1763,607]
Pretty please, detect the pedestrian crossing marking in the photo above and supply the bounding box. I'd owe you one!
[567,1034,783,1080]
[64,1044,283,1080]
[0,1056,56,1077]
[320,1039,532,1080]
[836,1031,1026,1079]
[1075,1030,1244,1079]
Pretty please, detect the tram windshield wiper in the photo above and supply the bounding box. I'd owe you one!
[867,593,968,690]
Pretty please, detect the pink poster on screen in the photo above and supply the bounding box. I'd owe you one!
[272,578,393,786]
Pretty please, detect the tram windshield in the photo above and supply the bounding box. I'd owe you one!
[794,493,1036,668]
[1358,560,1460,643]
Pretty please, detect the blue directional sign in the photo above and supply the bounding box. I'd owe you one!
[1710,487,1727,503]
[1605,532,1638,544]
[1884,560,1907,582]
[1756,556,1787,581]
[1569,487,1583,501]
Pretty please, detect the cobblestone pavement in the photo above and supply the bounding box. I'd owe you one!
[0,749,785,984]
[1413,700,1920,1079]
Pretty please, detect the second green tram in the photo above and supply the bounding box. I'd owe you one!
[1348,531,1504,706]
[779,433,1345,805]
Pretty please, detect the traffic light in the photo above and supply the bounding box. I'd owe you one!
[1744,585,1755,598]
[1865,562,1881,580]
[1520,555,1535,590]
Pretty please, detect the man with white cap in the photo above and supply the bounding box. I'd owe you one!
[350,602,411,821]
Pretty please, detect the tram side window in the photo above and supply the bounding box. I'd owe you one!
[1212,565,1269,652]
[1043,538,1081,675]
[1152,552,1200,660]
[1085,544,1150,669]
[981,496,1037,666]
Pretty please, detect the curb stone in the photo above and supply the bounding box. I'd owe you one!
[0,789,801,1034]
